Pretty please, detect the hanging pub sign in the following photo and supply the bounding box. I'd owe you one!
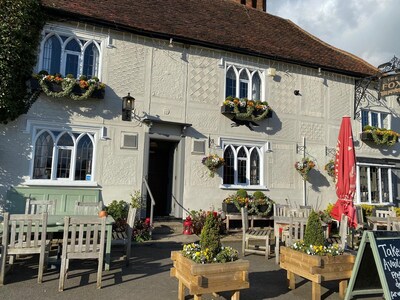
[345,230,400,300]
[380,74,400,97]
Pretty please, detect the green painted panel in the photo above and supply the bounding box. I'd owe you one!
[6,186,101,215]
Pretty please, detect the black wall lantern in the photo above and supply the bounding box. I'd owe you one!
[122,92,135,121]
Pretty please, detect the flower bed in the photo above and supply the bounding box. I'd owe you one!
[221,96,273,121]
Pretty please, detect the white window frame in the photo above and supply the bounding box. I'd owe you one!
[225,63,265,101]
[219,137,267,190]
[36,23,106,80]
[24,120,102,187]
[360,109,391,130]
[356,162,394,205]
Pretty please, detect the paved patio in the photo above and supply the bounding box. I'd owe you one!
[0,233,383,300]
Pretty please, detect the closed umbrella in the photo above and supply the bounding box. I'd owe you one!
[330,116,358,228]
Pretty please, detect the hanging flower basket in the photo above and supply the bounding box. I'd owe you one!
[324,160,335,182]
[221,96,273,121]
[201,154,224,177]
[294,157,315,180]
[31,72,106,100]
[360,125,399,146]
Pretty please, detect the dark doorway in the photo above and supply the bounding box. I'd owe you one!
[146,139,177,217]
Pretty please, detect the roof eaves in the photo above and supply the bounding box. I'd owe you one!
[43,6,375,79]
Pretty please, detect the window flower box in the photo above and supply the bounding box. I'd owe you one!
[31,73,106,100]
[360,126,399,146]
[221,96,273,121]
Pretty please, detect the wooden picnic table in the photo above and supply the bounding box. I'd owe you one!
[0,214,115,271]
[366,216,398,231]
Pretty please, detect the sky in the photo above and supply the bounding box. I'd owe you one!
[267,0,400,68]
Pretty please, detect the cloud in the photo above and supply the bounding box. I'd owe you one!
[267,0,400,66]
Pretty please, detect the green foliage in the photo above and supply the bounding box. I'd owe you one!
[130,190,142,209]
[304,210,325,246]
[105,200,128,222]
[360,204,374,217]
[0,0,45,123]
[253,191,266,199]
[200,213,221,257]
[236,189,248,198]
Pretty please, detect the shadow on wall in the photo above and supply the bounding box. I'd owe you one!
[308,169,331,192]
[0,119,34,213]
[0,87,124,213]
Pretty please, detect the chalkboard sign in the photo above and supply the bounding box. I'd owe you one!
[345,230,400,300]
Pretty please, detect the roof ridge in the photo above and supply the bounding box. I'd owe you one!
[286,19,379,73]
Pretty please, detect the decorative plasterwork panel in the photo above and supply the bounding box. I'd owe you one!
[151,49,185,101]
[107,42,146,96]
[190,160,217,186]
[269,144,295,189]
[328,80,352,120]
[188,110,219,133]
[189,55,220,105]
[300,121,325,143]
[301,76,324,117]
[102,154,137,185]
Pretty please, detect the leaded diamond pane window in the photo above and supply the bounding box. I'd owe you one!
[222,142,264,187]
[32,129,95,182]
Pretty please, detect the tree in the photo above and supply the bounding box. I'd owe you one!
[0,0,45,123]
[304,210,325,246]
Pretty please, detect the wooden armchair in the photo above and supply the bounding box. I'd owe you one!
[241,207,272,259]
[111,205,137,265]
[59,215,106,291]
[275,217,307,264]
[1,212,49,285]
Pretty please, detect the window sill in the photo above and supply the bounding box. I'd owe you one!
[219,184,268,191]
[23,179,99,187]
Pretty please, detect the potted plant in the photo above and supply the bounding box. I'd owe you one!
[201,153,224,177]
[248,191,274,217]
[279,210,355,300]
[221,96,273,121]
[222,189,249,214]
[105,200,129,232]
[189,209,224,235]
[32,71,106,100]
[360,125,400,146]
[294,157,315,180]
[171,213,249,299]
[324,159,335,182]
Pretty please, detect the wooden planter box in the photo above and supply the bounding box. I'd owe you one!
[222,202,240,214]
[170,251,249,300]
[279,247,355,300]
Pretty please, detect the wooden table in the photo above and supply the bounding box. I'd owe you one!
[225,213,273,232]
[366,216,394,230]
[0,214,115,271]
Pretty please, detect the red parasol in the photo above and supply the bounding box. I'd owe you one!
[330,116,358,228]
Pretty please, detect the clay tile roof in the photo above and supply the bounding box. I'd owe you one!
[41,0,378,77]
